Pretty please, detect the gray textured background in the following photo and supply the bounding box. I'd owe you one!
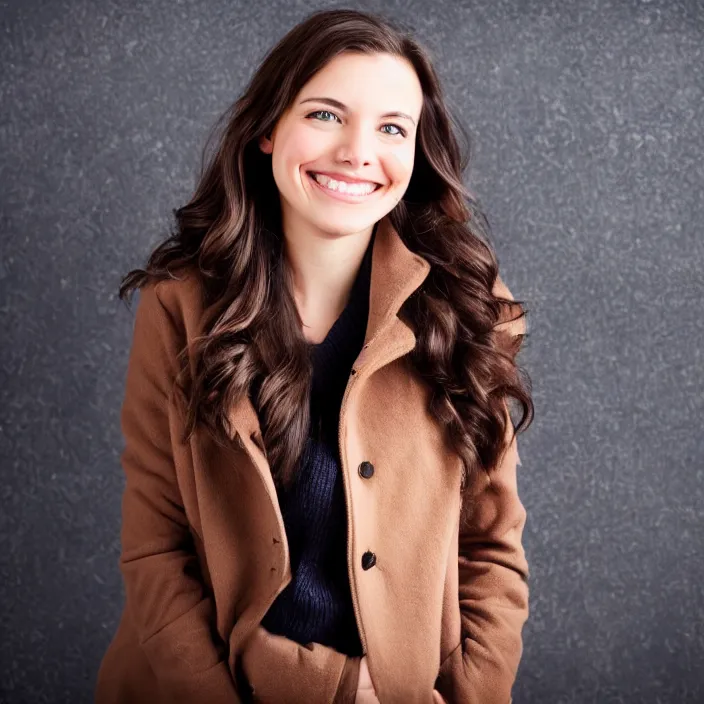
[1,0,703,702]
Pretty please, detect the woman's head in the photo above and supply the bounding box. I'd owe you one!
[119,8,533,526]
[258,50,422,239]
[207,7,470,255]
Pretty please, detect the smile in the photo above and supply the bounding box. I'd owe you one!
[307,171,382,201]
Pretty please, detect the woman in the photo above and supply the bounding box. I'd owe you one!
[95,8,533,704]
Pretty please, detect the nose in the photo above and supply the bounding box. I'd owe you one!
[335,124,375,168]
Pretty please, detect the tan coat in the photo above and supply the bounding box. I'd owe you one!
[95,215,530,704]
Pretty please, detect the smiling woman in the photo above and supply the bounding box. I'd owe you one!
[96,7,533,704]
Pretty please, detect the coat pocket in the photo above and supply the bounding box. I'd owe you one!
[240,625,349,704]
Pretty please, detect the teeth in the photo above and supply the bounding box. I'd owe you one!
[311,172,378,196]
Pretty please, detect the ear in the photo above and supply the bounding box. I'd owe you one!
[259,133,273,154]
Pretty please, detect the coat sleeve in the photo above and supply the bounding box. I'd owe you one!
[434,277,530,704]
[117,281,241,704]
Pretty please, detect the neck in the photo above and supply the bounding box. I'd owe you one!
[282,214,375,343]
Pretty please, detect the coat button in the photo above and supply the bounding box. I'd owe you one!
[358,461,375,479]
[361,551,376,570]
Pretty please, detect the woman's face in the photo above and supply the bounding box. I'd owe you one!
[259,51,424,238]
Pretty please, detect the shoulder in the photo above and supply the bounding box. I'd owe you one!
[128,265,206,392]
[146,265,207,341]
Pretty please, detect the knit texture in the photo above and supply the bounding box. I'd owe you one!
[257,231,376,657]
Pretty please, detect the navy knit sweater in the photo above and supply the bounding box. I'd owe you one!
[257,231,375,658]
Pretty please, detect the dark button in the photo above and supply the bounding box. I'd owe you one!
[358,461,375,479]
[361,551,376,570]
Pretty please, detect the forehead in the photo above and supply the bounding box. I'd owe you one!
[296,52,423,114]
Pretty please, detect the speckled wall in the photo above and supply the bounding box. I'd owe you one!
[1,1,702,702]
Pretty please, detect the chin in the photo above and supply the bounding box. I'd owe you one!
[314,215,377,238]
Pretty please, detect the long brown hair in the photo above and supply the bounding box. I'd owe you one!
[118,8,533,529]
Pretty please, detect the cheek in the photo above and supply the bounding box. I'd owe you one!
[385,149,416,185]
[280,129,325,174]
[271,131,318,194]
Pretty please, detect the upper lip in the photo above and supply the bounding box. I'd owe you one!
[308,170,382,186]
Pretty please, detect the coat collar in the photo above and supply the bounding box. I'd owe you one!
[226,213,432,448]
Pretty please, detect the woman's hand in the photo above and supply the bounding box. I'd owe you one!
[355,655,380,703]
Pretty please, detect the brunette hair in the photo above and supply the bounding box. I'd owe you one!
[118,8,533,529]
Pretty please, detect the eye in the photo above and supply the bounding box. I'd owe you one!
[307,110,340,123]
[306,110,337,122]
[306,110,407,138]
[381,124,407,138]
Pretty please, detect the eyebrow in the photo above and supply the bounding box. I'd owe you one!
[299,96,416,126]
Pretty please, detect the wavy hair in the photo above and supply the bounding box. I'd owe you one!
[118,8,534,530]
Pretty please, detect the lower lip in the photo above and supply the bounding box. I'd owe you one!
[307,172,382,202]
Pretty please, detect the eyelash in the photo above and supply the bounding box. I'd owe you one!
[306,110,408,138]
